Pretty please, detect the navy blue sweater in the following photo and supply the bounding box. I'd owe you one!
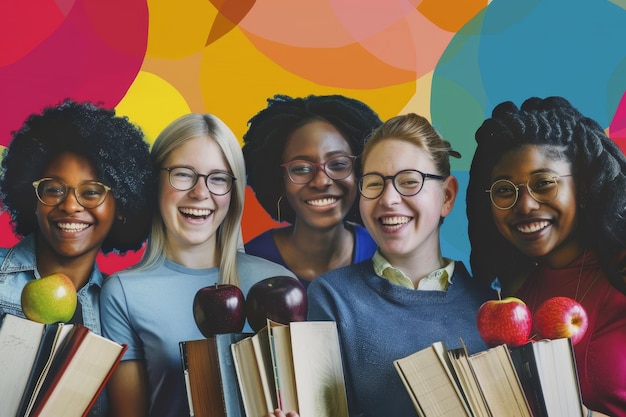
[308,260,495,417]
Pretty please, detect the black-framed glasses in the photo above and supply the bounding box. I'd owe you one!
[32,178,111,209]
[281,155,357,185]
[486,173,572,210]
[161,166,236,195]
[359,169,445,199]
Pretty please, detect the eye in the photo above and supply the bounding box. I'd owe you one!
[288,163,313,176]
[326,158,351,172]
[531,176,557,193]
[208,173,231,185]
[79,184,107,200]
[362,176,383,190]
[41,182,65,196]
[492,181,516,197]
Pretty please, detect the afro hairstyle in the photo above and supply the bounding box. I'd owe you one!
[0,98,156,254]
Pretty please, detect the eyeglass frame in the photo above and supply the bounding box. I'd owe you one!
[160,166,236,195]
[280,155,357,185]
[358,169,446,199]
[32,177,112,208]
[485,173,572,210]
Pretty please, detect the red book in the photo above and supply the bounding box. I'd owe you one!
[26,324,127,417]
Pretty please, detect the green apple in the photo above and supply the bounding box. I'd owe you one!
[21,272,77,324]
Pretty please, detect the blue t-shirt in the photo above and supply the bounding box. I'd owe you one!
[244,223,377,288]
[100,252,295,417]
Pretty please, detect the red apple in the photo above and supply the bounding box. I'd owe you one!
[476,297,532,347]
[246,276,307,332]
[533,296,588,345]
[193,284,246,338]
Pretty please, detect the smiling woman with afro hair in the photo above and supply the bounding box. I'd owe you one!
[242,94,382,287]
[0,98,155,417]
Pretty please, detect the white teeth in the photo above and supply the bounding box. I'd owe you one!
[381,216,410,225]
[180,208,212,217]
[57,222,89,232]
[307,198,337,206]
[517,221,549,234]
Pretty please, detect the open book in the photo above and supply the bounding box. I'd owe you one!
[1,314,126,417]
[231,320,348,417]
[394,339,584,417]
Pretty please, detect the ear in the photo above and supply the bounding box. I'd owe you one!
[440,175,458,218]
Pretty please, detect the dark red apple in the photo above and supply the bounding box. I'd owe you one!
[534,296,588,345]
[476,297,532,347]
[246,276,307,332]
[193,284,246,338]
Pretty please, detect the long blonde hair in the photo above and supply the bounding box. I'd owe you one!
[134,113,245,286]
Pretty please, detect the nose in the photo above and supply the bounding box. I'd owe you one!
[308,166,333,188]
[513,184,540,213]
[378,179,401,207]
[57,188,84,213]
[188,176,210,199]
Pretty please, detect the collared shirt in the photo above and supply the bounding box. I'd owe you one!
[372,250,455,290]
[0,234,107,417]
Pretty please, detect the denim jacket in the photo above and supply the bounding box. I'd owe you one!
[0,234,107,417]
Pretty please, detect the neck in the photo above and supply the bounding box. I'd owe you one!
[382,246,444,286]
[35,241,97,290]
[165,239,219,269]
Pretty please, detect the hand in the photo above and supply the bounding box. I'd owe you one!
[264,409,300,417]
[583,405,610,417]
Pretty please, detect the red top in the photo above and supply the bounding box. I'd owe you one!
[515,251,626,417]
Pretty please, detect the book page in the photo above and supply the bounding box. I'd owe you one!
[468,345,532,417]
[269,323,298,413]
[446,348,490,417]
[289,321,349,417]
[394,344,471,417]
[231,336,274,417]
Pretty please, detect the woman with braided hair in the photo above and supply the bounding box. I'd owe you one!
[467,96,626,417]
[243,94,382,287]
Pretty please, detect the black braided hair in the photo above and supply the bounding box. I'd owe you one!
[0,99,156,253]
[242,94,382,224]
[467,96,626,294]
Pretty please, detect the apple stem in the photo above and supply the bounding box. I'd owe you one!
[497,289,501,301]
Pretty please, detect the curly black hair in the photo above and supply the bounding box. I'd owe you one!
[0,99,156,254]
[242,94,382,224]
[467,96,626,294]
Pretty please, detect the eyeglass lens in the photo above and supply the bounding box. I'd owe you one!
[359,170,429,199]
[282,156,355,184]
[33,178,110,208]
[165,166,234,195]
[488,173,560,210]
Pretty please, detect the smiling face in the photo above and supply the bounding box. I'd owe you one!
[35,151,116,261]
[490,145,581,267]
[281,120,357,231]
[159,135,232,255]
[359,138,456,265]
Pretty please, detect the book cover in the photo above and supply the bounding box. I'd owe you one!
[180,333,251,417]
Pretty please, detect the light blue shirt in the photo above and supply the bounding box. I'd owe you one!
[0,234,107,417]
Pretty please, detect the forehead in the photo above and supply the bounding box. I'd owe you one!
[164,135,229,170]
[363,138,435,173]
[283,120,352,158]
[42,151,98,179]
[491,145,570,179]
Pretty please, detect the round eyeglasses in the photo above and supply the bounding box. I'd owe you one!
[281,155,356,185]
[486,173,572,210]
[161,166,236,195]
[359,169,445,199]
[32,178,111,209]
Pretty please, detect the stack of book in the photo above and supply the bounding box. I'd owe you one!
[0,313,127,417]
[180,320,348,417]
[393,338,584,417]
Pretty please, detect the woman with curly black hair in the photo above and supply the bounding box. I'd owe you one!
[0,99,154,417]
[467,96,626,417]
[243,94,382,287]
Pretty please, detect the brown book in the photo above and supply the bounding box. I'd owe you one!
[231,320,348,417]
[180,333,251,417]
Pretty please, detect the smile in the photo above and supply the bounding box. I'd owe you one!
[56,222,89,232]
[516,220,550,234]
[179,208,212,218]
[380,216,411,231]
[306,197,337,207]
